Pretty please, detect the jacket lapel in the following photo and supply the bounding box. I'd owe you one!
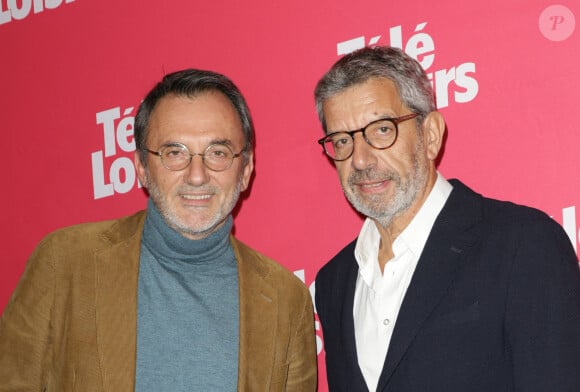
[233,238,278,390]
[94,212,145,391]
[377,180,481,391]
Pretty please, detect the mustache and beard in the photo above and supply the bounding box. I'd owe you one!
[144,169,244,239]
[342,139,428,229]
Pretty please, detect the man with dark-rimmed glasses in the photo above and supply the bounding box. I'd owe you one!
[313,46,580,392]
[0,69,317,391]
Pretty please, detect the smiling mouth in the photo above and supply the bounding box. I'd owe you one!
[355,179,390,189]
[358,181,384,188]
[181,194,212,200]
[352,179,392,195]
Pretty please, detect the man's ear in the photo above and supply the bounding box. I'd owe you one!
[422,111,446,161]
[134,151,148,187]
[240,150,254,192]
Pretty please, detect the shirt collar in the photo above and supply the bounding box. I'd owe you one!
[354,172,453,276]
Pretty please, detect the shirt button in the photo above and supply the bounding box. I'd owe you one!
[383,318,390,326]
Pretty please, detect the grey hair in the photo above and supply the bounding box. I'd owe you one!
[314,46,436,132]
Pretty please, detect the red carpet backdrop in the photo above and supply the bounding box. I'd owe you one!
[1,1,578,390]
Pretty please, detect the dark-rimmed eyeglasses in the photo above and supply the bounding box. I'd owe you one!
[317,113,419,161]
[144,142,246,172]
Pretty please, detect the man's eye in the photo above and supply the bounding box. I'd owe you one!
[369,120,396,137]
[333,137,352,148]
[376,126,393,134]
[165,149,185,158]
[213,150,226,157]
[207,147,232,159]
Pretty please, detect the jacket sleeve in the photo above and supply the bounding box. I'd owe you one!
[505,217,580,391]
[0,238,55,391]
[285,286,318,392]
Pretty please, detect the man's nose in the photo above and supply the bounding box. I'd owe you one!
[184,154,209,185]
[350,133,377,170]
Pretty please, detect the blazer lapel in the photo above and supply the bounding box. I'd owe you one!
[377,181,481,391]
[233,238,278,390]
[94,213,145,391]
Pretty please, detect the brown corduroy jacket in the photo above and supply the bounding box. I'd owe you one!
[0,210,317,391]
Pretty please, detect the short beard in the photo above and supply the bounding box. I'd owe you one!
[144,170,243,239]
[342,141,427,229]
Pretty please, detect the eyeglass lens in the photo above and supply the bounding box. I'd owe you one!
[323,118,398,160]
[158,143,237,171]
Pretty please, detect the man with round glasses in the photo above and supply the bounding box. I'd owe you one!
[313,46,580,392]
[0,69,317,391]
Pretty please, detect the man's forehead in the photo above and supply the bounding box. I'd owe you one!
[324,79,402,113]
[146,93,245,144]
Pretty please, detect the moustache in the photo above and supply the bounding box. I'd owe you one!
[347,169,397,185]
[177,184,219,194]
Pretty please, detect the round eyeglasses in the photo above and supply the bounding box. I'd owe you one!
[144,142,246,172]
[317,113,419,161]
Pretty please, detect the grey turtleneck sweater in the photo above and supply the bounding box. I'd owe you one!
[135,200,239,391]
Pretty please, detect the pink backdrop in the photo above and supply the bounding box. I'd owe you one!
[2,1,578,390]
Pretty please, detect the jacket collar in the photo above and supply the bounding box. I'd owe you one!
[231,237,279,390]
[94,210,145,390]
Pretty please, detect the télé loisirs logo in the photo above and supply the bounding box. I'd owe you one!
[0,0,77,25]
[336,21,479,109]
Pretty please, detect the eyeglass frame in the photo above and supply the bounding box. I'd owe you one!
[317,113,420,161]
[143,142,247,172]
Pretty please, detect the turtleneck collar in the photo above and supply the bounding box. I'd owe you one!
[142,199,234,266]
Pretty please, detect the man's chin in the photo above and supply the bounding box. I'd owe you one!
[174,217,227,240]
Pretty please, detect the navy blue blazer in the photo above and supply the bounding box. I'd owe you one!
[315,179,580,392]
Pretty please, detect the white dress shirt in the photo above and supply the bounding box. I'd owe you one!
[353,173,452,392]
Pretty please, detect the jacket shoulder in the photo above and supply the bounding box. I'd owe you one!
[38,210,146,249]
[449,179,557,230]
[29,210,146,267]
